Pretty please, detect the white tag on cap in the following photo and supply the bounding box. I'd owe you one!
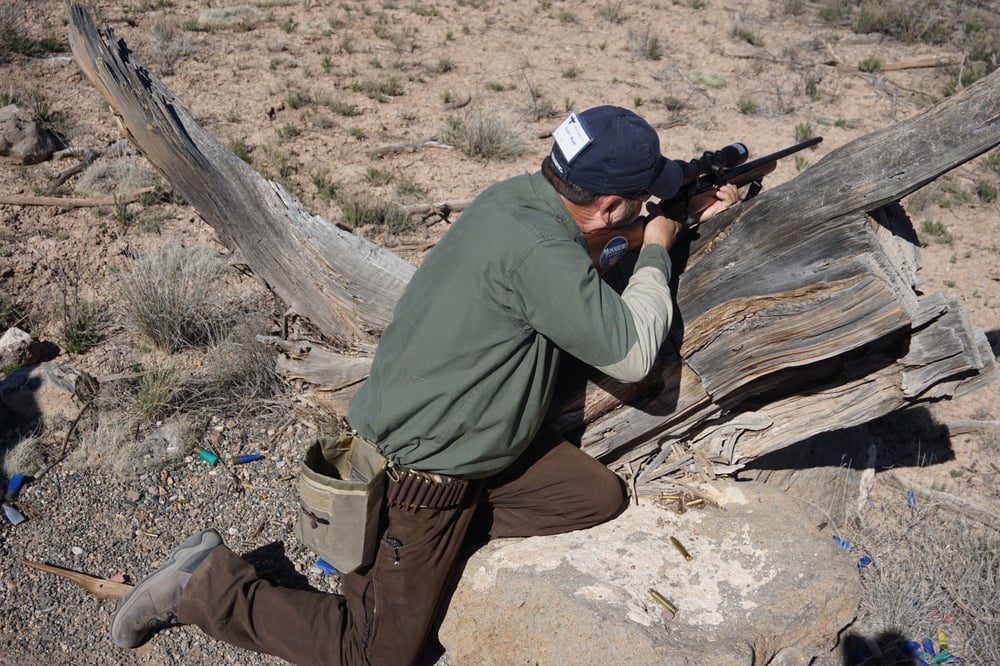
[552,112,592,163]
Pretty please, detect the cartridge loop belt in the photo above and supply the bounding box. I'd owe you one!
[385,466,469,510]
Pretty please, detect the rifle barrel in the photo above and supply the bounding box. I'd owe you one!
[726,136,823,180]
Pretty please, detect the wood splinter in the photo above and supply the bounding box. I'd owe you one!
[19,557,133,602]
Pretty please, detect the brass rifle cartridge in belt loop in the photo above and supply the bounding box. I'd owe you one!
[412,477,432,507]
[648,588,679,617]
[670,536,693,562]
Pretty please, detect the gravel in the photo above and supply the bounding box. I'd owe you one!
[1,418,344,666]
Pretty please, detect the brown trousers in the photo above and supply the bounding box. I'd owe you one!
[177,432,626,666]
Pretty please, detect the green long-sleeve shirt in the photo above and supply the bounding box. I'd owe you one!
[348,171,673,479]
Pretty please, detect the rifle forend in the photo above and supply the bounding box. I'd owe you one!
[585,136,823,272]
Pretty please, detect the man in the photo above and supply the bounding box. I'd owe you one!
[111,106,738,665]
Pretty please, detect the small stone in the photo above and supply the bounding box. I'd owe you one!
[71,546,84,556]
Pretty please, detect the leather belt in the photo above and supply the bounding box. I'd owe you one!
[386,467,469,511]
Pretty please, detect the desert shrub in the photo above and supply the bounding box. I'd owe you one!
[287,90,313,109]
[736,95,758,115]
[195,322,284,413]
[118,242,231,351]
[365,167,394,187]
[942,58,995,96]
[228,137,253,164]
[311,170,337,201]
[277,122,301,140]
[918,220,952,246]
[629,28,663,61]
[394,174,426,200]
[60,296,109,354]
[983,151,1000,176]
[662,96,685,112]
[731,25,763,46]
[100,357,192,424]
[327,100,362,116]
[0,2,20,61]
[146,19,194,75]
[354,77,404,102]
[598,0,625,23]
[339,196,414,235]
[794,122,815,143]
[858,55,883,73]
[0,1,65,62]
[975,182,997,203]
[0,295,24,331]
[526,87,558,121]
[440,110,526,160]
[852,0,946,43]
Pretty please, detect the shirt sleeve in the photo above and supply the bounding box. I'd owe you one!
[507,240,674,383]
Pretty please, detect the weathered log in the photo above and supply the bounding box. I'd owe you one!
[65,3,414,345]
[65,3,999,477]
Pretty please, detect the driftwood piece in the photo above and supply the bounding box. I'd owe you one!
[19,557,132,601]
[65,2,1000,475]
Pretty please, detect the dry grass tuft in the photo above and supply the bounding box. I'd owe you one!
[117,242,231,352]
[1,430,47,477]
[846,495,1000,662]
[69,413,195,476]
[74,155,163,198]
[440,110,526,161]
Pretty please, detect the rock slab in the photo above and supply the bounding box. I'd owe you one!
[0,104,63,165]
[439,480,861,665]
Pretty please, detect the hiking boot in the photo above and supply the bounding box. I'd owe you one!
[111,527,223,649]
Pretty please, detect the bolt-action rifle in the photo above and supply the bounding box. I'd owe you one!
[586,136,823,272]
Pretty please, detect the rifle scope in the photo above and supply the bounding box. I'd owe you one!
[680,143,749,184]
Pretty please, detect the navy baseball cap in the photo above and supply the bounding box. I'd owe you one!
[548,106,685,200]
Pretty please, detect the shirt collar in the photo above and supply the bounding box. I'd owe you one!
[528,170,581,240]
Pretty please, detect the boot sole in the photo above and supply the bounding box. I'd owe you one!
[111,528,223,648]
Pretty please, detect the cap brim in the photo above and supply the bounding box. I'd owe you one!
[647,159,685,200]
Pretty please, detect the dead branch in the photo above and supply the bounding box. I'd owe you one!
[884,473,1000,533]
[401,198,471,217]
[47,148,98,189]
[881,54,963,72]
[444,95,472,110]
[0,187,157,208]
[367,138,454,158]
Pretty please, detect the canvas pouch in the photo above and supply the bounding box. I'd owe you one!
[295,432,388,574]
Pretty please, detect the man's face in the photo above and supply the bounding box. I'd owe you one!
[606,195,648,230]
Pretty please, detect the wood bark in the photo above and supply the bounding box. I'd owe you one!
[66,3,1000,480]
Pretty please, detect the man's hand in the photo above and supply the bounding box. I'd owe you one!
[641,214,683,252]
[684,183,739,225]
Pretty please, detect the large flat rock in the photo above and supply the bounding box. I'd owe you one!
[439,480,861,665]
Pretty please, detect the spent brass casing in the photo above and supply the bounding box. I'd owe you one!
[670,536,693,561]
[648,588,679,615]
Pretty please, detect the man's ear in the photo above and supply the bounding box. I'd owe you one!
[595,195,622,224]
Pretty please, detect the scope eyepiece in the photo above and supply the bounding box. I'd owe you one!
[681,143,749,184]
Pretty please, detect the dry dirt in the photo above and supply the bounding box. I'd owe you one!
[1,0,999,663]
